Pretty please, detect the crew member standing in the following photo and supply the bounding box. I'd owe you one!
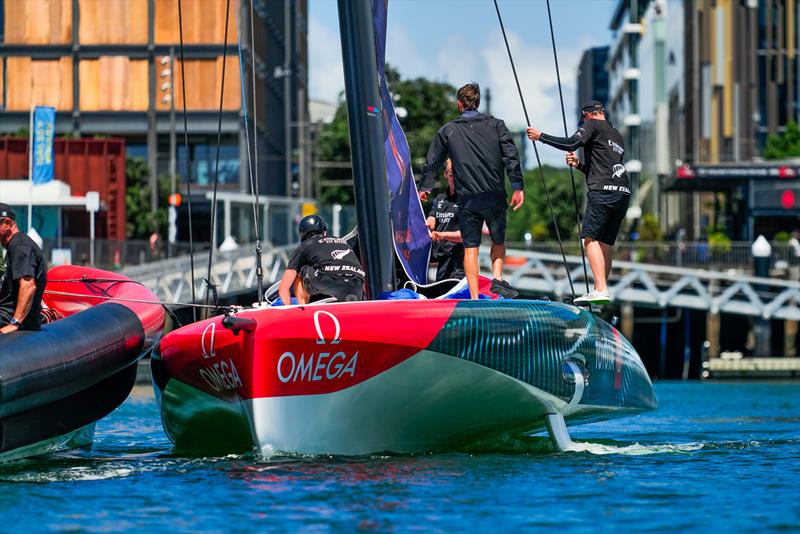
[527,100,630,305]
[0,203,48,333]
[420,82,524,299]
[277,215,365,305]
[427,160,464,281]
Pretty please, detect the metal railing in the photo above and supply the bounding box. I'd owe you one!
[488,248,800,321]
[42,238,210,270]
[121,243,293,304]
[117,239,799,320]
[506,241,798,271]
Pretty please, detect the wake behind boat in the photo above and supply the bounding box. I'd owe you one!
[0,265,164,462]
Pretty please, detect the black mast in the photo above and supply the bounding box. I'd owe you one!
[337,0,396,299]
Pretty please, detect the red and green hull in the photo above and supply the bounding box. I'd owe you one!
[153,298,656,456]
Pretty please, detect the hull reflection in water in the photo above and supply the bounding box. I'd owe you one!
[152,299,657,456]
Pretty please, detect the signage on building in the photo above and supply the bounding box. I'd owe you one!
[752,182,800,212]
[31,106,56,185]
[676,164,799,180]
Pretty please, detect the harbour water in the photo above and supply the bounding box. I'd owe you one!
[1,381,798,532]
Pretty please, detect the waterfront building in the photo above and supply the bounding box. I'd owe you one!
[608,0,647,201]
[669,0,800,239]
[576,46,610,119]
[0,0,309,242]
[604,0,799,240]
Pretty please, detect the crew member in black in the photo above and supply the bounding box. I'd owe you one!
[419,82,523,299]
[277,215,365,305]
[527,100,630,306]
[0,203,48,333]
[427,160,464,281]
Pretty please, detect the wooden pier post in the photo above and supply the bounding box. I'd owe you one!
[786,319,798,357]
[621,302,634,341]
[707,310,721,359]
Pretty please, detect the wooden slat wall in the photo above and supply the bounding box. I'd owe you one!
[79,57,149,111]
[78,0,148,44]
[158,57,239,111]
[154,0,236,44]
[6,57,73,110]
[3,0,72,44]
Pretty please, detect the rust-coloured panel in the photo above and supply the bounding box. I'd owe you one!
[3,0,72,44]
[79,57,149,111]
[158,57,239,111]
[155,0,236,44]
[0,138,127,240]
[6,57,73,111]
[79,0,148,44]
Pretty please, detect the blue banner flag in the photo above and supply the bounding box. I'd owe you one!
[372,0,431,284]
[32,106,56,185]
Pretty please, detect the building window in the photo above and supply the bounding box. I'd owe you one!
[127,144,147,159]
[177,135,240,187]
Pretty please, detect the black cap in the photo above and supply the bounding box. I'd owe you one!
[581,100,604,114]
[0,203,16,221]
[298,215,327,241]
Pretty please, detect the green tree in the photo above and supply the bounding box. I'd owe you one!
[764,120,800,159]
[504,165,586,243]
[125,156,171,239]
[638,213,662,241]
[315,65,457,204]
[313,66,588,245]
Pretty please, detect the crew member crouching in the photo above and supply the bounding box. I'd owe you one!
[278,215,365,305]
[427,160,464,281]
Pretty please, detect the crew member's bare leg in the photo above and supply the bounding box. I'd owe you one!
[601,242,613,282]
[584,237,607,292]
[491,243,505,280]
[293,278,309,304]
[464,247,480,300]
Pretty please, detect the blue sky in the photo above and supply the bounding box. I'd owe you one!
[308,0,617,164]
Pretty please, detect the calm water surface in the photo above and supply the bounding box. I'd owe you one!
[1,381,798,532]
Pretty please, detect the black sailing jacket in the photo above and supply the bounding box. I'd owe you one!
[420,111,523,209]
[540,118,631,195]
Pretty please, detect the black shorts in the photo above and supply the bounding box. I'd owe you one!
[581,191,630,246]
[434,249,465,281]
[300,266,364,302]
[460,205,507,248]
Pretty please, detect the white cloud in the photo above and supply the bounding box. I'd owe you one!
[308,14,344,104]
[435,33,484,87]
[386,26,431,80]
[308,15,585,167]
[478,30,582,166]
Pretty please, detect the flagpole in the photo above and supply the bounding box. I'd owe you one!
[28,105,34,232]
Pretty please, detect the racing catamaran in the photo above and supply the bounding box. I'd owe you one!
[152,0,656,456]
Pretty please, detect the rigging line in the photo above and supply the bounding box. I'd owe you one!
[249,0,265,305]
[43,289,239,311]
[492,0,575,298]
[177,0,197,322]
[205,0,232,310]
[545,0,590,295]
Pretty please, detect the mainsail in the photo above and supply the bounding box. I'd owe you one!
[372,0,432,285]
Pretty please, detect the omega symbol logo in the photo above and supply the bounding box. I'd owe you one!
[201,322,217,359]
[314,310,341,345]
